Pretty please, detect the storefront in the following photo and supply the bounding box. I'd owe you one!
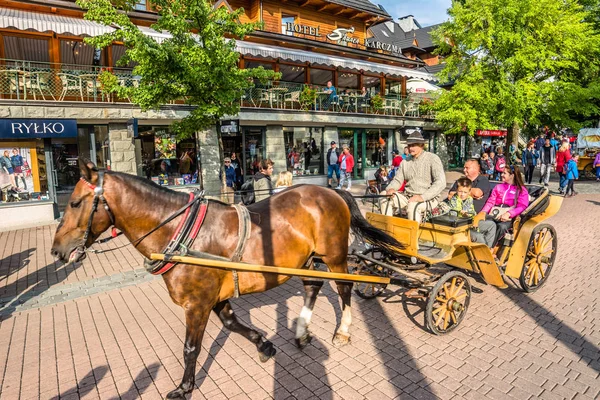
[0,118,79,229]
[338,128,391,179]
[284,127,323,176]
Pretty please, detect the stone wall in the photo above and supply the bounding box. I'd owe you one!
[322,126,339,172]
[196,127,221,197]
[265,125,285,174]
[108,123,136,174]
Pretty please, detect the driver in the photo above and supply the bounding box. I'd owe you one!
[380,132,446,222]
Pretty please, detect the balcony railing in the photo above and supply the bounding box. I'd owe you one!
[0,59,436,118]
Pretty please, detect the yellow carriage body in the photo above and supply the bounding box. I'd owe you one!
[366,188,562,289]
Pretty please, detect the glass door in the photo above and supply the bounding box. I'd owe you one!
[338,128,364,178]
[51,138,80,213]
[242,127,265,178]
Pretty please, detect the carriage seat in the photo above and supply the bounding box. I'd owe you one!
[428,214,473,228]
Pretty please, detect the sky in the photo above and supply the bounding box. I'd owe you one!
[375,0,452,27]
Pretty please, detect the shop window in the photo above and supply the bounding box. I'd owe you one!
[60,39,105,67]
[310,68,333,87]
[0,140,49,203]
[137,127,199,186]
[365,129,388,168]
[134,0,147,11]
[243,127,265,177]
[279,64,305,83]
[283,127,323,176]
[386,80,402,96]
[282,15,295,36]
[2,36,50,63]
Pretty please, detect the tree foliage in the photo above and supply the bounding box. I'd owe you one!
[78,0,277,137]
[432,0,600,139]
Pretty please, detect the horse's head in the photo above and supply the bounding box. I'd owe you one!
[51,158,114,264]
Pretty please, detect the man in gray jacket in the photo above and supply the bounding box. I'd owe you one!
[380,132,446,223]
[539,138,556,186]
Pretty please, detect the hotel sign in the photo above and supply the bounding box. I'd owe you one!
[327,27,359,45]
[285,22,321,37]
[364,38,402,55]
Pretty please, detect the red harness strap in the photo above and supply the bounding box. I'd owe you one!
[151,195,208,275]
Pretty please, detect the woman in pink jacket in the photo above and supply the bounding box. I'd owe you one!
[473,165,529,248]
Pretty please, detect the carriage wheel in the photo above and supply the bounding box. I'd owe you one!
[583,164,595,180]
[426,271,471,335]
[361,185,379,208]
[353,248,388,299]
[520,224,557,293]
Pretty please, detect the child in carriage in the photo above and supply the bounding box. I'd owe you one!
[430,177,476,218]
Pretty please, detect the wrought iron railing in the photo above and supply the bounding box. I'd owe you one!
[0,59,436,118]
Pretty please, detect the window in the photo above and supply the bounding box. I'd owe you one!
[134,0,147,11]
[243,127,265,177]
[284,127,323,176]
[0,141,47,203]
[137,127,198,186]
[279,64,305,83]
[310,68,333,87]
[2,36,50,63]
[282,15,295,36]
[365,129,388,168]
[386,80,403,96]
[60,39,105,67]
[337,72,359,90]
[363,75,381,95]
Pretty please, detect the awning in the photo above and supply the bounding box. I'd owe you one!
[406,78,442,93]
[0,7,169,42]
[235,40,437,81]
[0,7,114,37]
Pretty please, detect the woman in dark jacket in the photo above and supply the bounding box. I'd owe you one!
[254,159,274,202]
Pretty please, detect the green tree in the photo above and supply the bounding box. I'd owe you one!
[432,0,600,144]
[78,0,277,137]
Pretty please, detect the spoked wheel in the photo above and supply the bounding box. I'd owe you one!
[583,164,595,180]
[426,271,471,335]
[520,224,557,293]
[353,248,389,299]
[362,185,380,209]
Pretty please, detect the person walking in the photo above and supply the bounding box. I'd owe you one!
[539,138,556,186]
[273,171,293,194]
[564,156,579,197]
[230,152,243,189]
[595,152,600,182]
[480,153,493,179]
[493,148,507,181]
[326,141,341,188]
[521,143,539,184]
[555,142,572,194]
[337,146,354,191]
[253,159,274,202]
[220,157,236,203]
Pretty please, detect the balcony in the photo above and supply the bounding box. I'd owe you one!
[0,59,437,119]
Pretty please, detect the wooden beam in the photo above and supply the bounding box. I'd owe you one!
[317,4,333,12]
[150,254,392,285]
[350,12,367,20]
[334,8,350,16]
[299,0,312,7]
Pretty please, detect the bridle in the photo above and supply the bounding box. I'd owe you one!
[80,170,115,247]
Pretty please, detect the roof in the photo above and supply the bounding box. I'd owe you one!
[325,0,391,18]
[368,21,441,52]
[418,63,446,75]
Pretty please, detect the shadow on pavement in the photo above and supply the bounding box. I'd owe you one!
[586,199,600,207]
[112,362,161,399]
[54,365,108,399]
[0,248,34,284]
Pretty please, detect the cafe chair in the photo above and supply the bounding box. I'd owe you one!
[58,73,84,101]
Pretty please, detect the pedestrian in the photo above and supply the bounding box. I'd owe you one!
[555,142,572,194]
[230,152,243,189]
[392,149,403,167]
[337,145,354,191]
[402,146,412,161]
[538,138,556,187]
[480,153,493,179]
[303,142,312,171]
[534,134,546,152]
[493,148,507,181]
[374,165,388,191]
[564,155,579,197]
[253,158,274,202]
[273,170,293,194]
[521,143,539,184]
[220,157,236,203]
[595,152,600,181]
[326,141,341,188]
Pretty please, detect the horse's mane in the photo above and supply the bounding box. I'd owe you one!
[107,170,188,203]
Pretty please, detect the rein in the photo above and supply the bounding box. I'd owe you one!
[79,171,207,258]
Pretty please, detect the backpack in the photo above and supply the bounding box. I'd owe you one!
[387,167,397,181]
[495,155,506,172]
[240,180,255,205]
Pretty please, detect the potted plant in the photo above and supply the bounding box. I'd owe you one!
[299,86,317,111]
[370,94,384,113]
[419,98,435,117]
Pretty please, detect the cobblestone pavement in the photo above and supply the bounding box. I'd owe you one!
[0,175,599,399]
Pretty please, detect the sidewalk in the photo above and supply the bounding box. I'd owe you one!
[0,173,599,399]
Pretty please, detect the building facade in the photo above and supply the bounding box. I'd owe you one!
[0,0,443,230]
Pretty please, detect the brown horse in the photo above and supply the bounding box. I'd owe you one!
[51,159,402,398]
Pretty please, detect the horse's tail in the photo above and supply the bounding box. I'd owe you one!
[335,189,405,251]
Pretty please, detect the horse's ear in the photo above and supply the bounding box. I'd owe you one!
[78,157,98,183]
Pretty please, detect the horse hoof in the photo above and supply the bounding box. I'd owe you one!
[332,333,350,348]
[166,388,188,399]
[295,333,313,349]
[258,340,276,362]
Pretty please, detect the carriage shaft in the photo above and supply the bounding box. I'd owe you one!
[151,253,392,285]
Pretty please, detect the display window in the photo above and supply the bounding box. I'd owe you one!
[365,129,388,168]
[0,140,47,204]
[284,127,323,176]
[137,127,198,186]
[243,127,265,177]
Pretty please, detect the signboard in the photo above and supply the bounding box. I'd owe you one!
[476,129,507,137]
[364,38,402,55]
[285,23,321,37]
[220,120,239,135]
[0,119,78,139]
[326,27,359,45]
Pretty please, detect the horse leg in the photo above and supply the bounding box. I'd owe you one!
[213,300,276,362]
[332,280,353,347]
[167,303,212,399]
[295,279,324,349]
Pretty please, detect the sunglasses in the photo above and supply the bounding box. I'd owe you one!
[224,161,231,164]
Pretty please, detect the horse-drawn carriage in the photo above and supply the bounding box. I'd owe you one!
[351,183,562,334]
[51,160,562,397]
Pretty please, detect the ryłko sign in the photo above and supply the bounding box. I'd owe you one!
[0,119,78,139]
